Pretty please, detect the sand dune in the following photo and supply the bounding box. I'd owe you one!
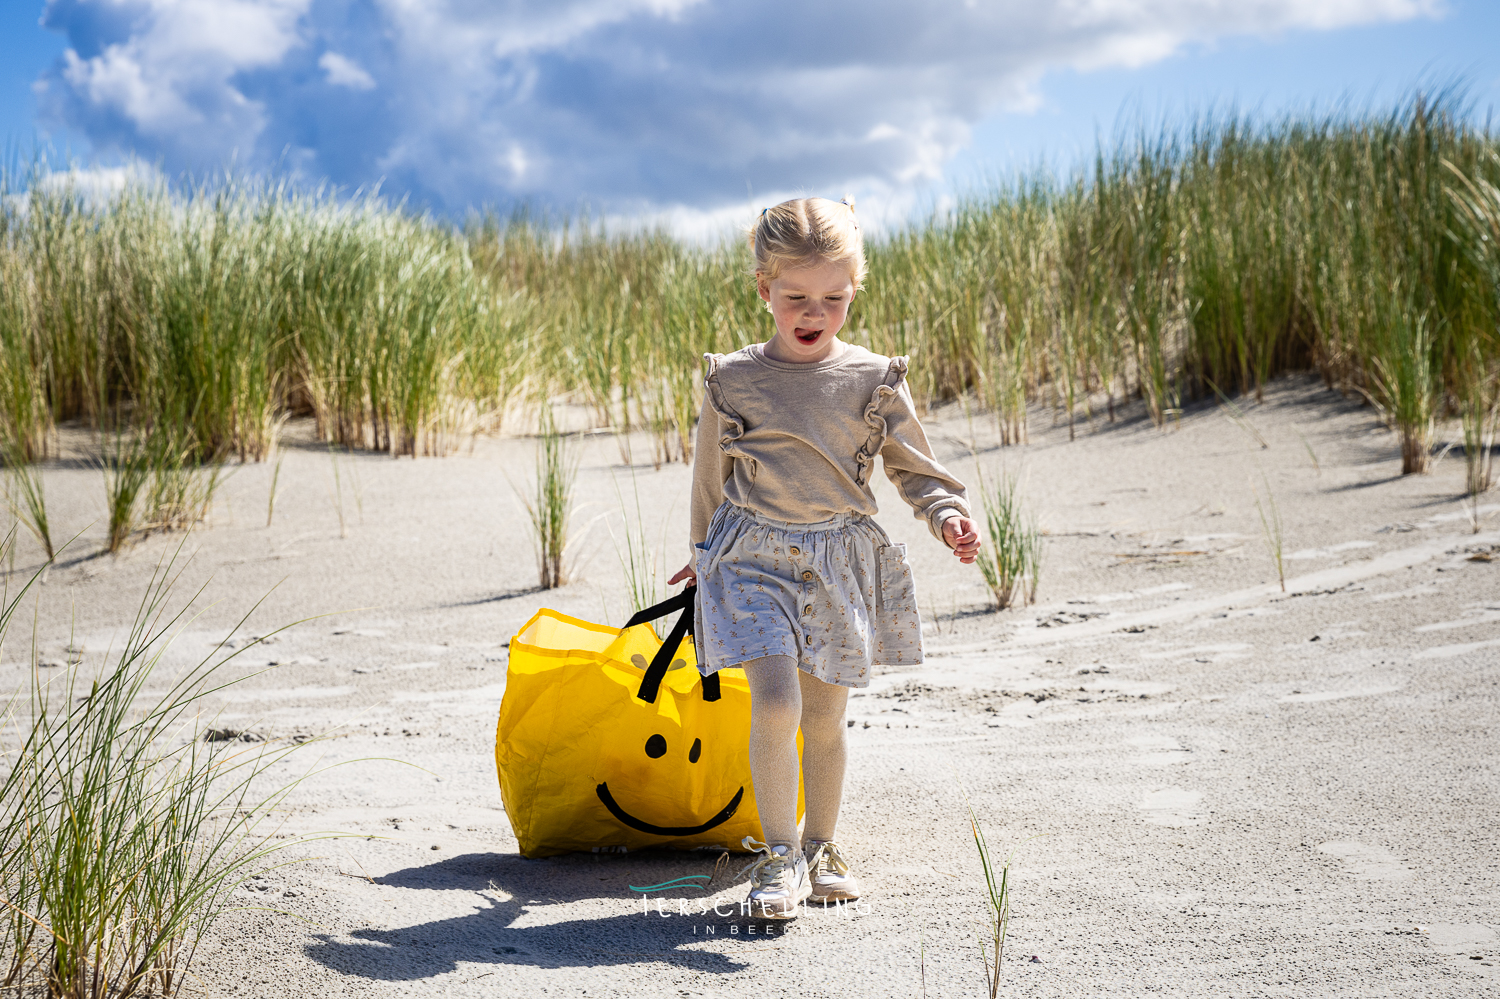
[5,374,1498,996]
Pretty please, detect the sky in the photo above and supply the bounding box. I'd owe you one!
[3,0,1498,233]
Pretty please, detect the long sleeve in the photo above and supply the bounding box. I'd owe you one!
[690,392,734,550]
[878,381,969,543]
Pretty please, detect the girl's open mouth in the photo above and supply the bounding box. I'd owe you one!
[795,328,823,344]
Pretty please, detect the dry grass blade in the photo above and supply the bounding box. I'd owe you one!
[1252,470,1287,592]
[610,468,669,626]
[266,451,285,529]
[957,780,1013,999]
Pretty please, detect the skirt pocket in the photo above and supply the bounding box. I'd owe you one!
[691,541,711,668]
[873,543,922,664]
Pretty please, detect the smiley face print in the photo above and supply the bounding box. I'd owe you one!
[497,609,803,858]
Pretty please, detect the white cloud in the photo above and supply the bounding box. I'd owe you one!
[5,161,166,215]
[59,45,195,134]
[319,51,374,90]
[39,161,164,197]
[35,0,1443,215]
[42,0,309,164]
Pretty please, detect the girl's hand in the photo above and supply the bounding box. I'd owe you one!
[668,562,697,586]
[943,516,982,564]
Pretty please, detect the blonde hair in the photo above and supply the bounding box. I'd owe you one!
[749,196,867,290]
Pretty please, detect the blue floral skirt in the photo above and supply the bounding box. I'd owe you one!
[692,502,923,688]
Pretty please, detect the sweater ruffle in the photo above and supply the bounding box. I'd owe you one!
[702,353,749,457]
[853,356,910,486]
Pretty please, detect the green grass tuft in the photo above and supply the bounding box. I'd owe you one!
[523,409,580,590]
[0,537,332,998]
[974,469,1042,611]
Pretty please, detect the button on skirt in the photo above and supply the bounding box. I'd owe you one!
[692,502,923,688]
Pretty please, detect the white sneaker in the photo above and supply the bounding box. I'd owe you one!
[738,837,810,919]
[804,839,861,903]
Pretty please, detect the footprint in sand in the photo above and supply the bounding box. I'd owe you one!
[1141,643,1249,663]
[1287,540,1377,561]
[1139,787,1204,826]
[1091,582,1193,603]
[1128,735,1192,766]
[1415,636,1500,660]
[1425,923,1497,955]
[1414,607,1500,633]
[1278,681,1404,704]
[1317,841,1413,881]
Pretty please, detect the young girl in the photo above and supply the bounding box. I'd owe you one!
[667,196,980,920]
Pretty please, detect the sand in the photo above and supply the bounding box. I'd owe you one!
[4,373,1498,997]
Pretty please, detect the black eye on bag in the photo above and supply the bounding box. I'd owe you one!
[689,737,702,763]
[645,734,667,759]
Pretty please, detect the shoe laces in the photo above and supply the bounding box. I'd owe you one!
[737,836,794,892]
[805,839,850,878]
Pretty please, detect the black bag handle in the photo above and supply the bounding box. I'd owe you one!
[623,586,720,704]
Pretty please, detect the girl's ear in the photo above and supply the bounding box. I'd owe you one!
[756,274,771,303]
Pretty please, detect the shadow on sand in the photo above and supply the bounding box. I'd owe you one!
[304,851,764,980]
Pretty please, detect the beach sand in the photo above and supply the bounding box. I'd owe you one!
[5,373,1498,997]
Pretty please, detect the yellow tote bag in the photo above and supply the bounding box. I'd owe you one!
[496,587,802,858]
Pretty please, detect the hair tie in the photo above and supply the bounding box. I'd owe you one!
[760,207,768,218]
[840,196,859,229]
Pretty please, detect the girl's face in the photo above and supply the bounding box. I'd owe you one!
[757,260,857,364]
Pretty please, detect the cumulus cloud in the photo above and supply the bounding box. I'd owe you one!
[34,0,1442,216]
[39,0,309,166]
[318,52,374,90]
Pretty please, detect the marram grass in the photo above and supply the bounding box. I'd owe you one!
[975,469,1042,610]
[0,93,1496,491]
[0,537,337,998]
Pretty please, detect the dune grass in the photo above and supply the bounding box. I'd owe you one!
[0,539,327,998]
[522,410,580,590]
[975,470,1042,611]
[957,783,1013,999]
[0,94,1496,520]
[266,451,285,529]
[1448,151,1500,503]
[101,427,151,553]
[610,469,670,625]
[2,436,53,562]
[1252,471,1288,592]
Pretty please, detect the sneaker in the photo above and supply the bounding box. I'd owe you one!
[804,839,861,903]
[737,837,810,919]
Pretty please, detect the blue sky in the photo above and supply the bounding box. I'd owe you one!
[2,1,1497,229]
[945,3,1500,186]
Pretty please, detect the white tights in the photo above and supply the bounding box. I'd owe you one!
[741,655,849,850]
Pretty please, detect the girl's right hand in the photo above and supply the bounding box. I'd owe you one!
[667,563,697,586]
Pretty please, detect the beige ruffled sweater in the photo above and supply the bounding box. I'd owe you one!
[690,343,969,550]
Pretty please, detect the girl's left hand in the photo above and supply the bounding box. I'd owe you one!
[943,517,982,564]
